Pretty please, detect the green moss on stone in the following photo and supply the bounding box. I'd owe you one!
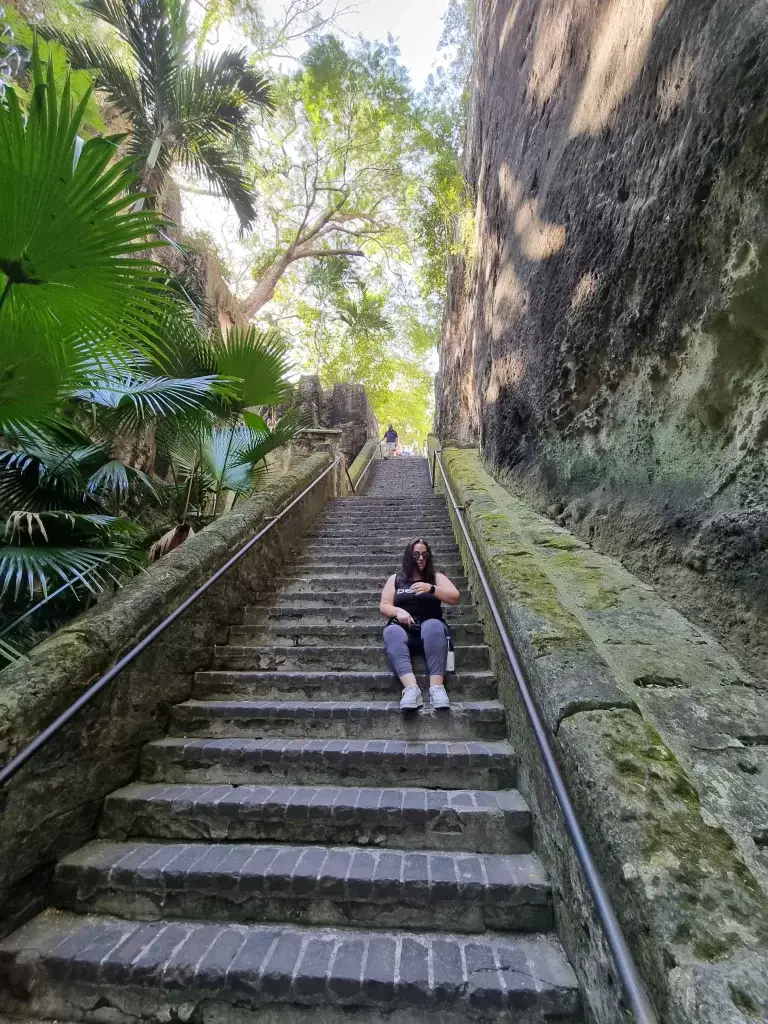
[604,714,768,962]
[730,984,761,1019]
[548,553,620,610]
[535,534,582,550]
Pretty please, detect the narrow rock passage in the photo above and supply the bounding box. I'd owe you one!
[0,458,582,1022]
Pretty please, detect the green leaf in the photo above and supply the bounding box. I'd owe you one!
[0,42,174,423]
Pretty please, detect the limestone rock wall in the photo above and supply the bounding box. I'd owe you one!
[438,0,768,680]
[297,376,379,464]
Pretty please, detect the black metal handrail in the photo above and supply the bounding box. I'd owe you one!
[433,451,658,1024]
[0,456,342,789]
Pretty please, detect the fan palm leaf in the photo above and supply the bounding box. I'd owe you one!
[0,44,173,425]
[207,327,296,410]
[1,509,142,597]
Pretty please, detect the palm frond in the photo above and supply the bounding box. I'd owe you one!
[207,326,295,409]
[87,460,159,503]
[0,543,137,599]
[72,371,227,426]
[5,509,141,545]
[0,43,174,423]
[176,141,257,232]
[34,29,146,122]
[0,425,108,512]
[235,410,306,467]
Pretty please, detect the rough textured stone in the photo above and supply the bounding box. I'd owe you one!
[0,913,580,1022]
[0,452,338,932]
[297,376,378,464]
[436,442,768,1023]
[437,0,768,682]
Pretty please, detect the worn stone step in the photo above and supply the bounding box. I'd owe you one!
[272,577,469,595]
[194,669,497,702]
[327,498,446,508]
[228,623,484,647]
[242,606,478,626]
[140,737,515,790]
[294,558,464,574]
[317,519,453,533]
[212,644,490,672]
[170,700,507,742]
[100,783,533,853]
[247,593,474,610]
[321,506,450,518]
[276,569,468,586]
[54,841,552,934]
[0,912,581,1022]
[311,532,460,548]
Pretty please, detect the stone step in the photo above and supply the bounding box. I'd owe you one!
[317,518,453,532]
[0,912,581,1022]
[242,606,478,626]
[271,577,468,595]
[170,700,507,742]
[54,841,552,934]
[275,569,468,586]
[194,670,497,702]
[327,498,446,508]
[140,737,516,790]
[246,593,475,610]
[100,783,533,853]
[293,558,464,574]
[321,506,450,518]
[311,529,457,542]
[212,644,490,672]
[228,623,484,647]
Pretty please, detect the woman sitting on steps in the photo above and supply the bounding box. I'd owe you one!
[380,538,461,711]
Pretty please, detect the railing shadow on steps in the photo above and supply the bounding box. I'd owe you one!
[0,456,345,790]
[431,449,659,1024]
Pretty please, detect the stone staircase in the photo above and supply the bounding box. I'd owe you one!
[0,457,582,1022]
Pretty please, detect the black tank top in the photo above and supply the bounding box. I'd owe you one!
[392,573,443,622]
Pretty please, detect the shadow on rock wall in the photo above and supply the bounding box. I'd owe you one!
[438,0,768,680]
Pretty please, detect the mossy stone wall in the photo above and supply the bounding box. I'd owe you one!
[436,444,768,1024]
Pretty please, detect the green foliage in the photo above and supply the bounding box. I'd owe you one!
[0,41,171,426]
[42,0,273,228]
[242,34,416,316]
[2,4,104,130]
[0,45,300,649]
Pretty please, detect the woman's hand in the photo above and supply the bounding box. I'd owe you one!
[395,609,414,627]
[410,581,432,595]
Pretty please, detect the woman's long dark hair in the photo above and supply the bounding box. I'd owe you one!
[400,538,436,585]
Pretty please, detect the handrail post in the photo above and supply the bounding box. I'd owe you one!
[344,465,356,493]
[434,451,658,1024]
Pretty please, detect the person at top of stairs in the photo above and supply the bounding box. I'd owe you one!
[380,537,460,712]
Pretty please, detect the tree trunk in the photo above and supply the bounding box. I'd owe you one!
[241,252,293,319]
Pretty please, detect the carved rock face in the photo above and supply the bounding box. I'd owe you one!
[439,0,768,680]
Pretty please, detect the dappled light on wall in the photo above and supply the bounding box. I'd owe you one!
[528,0,576,105]
[570,0,669,135]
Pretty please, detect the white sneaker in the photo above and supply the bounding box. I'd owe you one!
[400,685,424,710]
[429,685,450,709]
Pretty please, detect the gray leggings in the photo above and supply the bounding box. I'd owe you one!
[383,619,448,679]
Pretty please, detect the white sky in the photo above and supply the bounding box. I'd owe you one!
[260,0,448,88]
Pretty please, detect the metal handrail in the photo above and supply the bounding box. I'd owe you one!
[0,456,342,789]
[432,451,658,1024]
